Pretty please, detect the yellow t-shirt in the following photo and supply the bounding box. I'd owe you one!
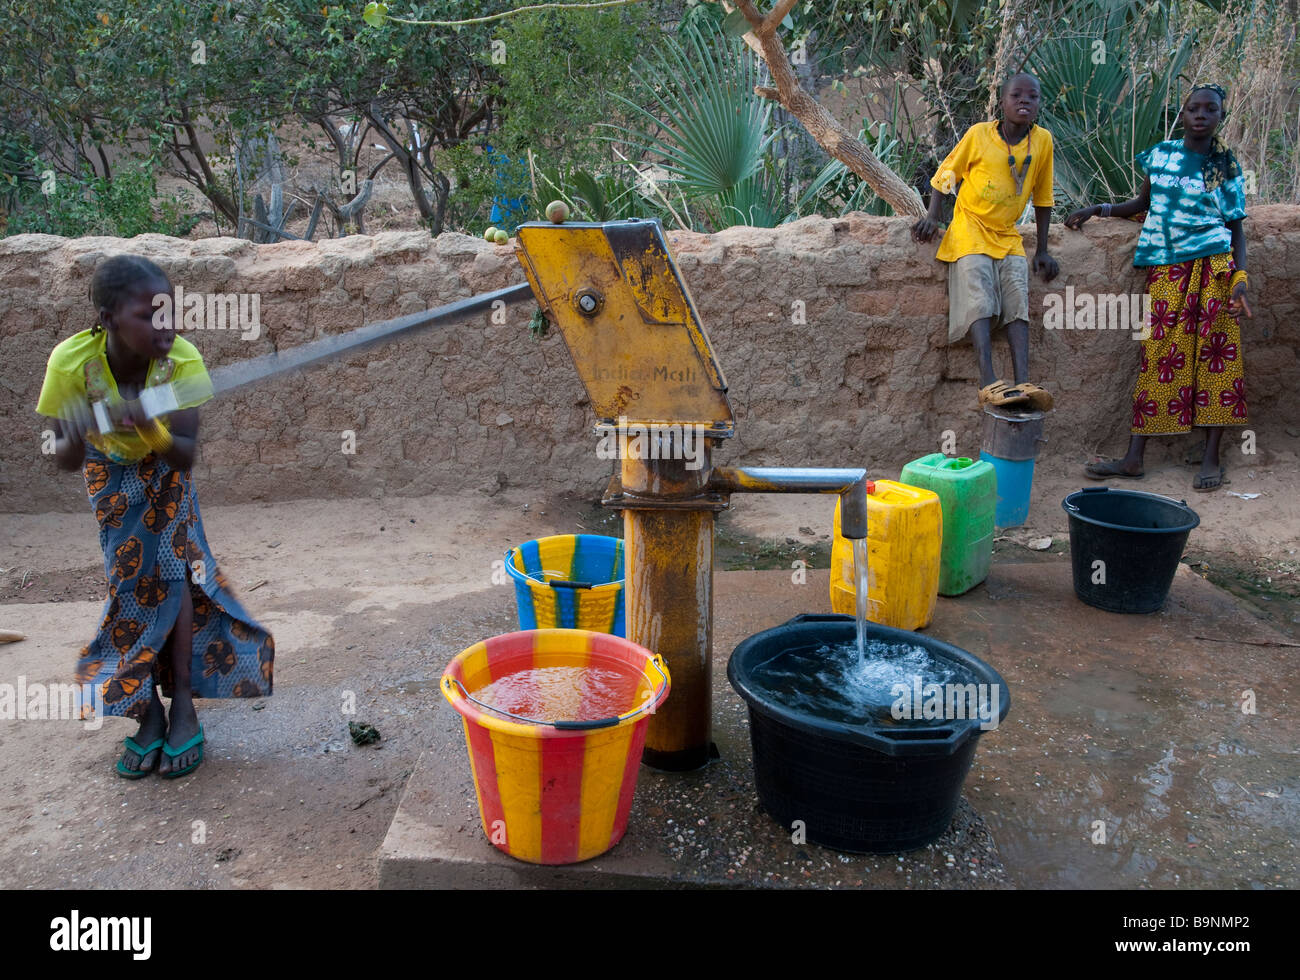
[931,121,1055,262]
[36,329,213,463]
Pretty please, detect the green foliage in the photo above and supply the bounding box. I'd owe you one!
[441,143,502,235]
[610,20,785,229]
[791,0,994,97]
[559,168,656,222]
[3,157,197,238]
[0,129,39,215]
[493,5,649,174]
[272,1,502,231]
[0,0,274,226]
[1,1,505,233]
[723,159,790,228]
[1028,1,1197,207]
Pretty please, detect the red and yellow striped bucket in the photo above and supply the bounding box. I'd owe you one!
[441,629,670,865]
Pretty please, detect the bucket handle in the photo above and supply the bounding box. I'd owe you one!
[444,655,669,730]
[870,727,960,747]
[784,613,853,625]
[1066,486,1110,511]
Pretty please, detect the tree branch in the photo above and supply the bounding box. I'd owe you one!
[722,0,925,217]
[176,107,239,224]
[761,0,799,35]
[365,102,434,222]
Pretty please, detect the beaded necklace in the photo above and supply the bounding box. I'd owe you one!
[998,121,1033,196]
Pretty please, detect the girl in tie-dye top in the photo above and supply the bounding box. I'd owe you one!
[1132,139,1247,266]
[1067,84,1252,492]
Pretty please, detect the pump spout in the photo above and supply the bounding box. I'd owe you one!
[709,467,869,538]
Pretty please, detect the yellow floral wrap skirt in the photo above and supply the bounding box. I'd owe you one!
[1131,253,1247,434]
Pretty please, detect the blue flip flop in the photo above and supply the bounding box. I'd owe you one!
[160,725,205,779]
[116,736,164,779]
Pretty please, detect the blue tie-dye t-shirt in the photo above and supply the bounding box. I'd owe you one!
[1132,140,1247,267]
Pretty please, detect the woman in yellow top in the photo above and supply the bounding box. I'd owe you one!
[913,73,1060,410]
[37,255,273,779]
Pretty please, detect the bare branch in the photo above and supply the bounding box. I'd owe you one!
[719,1,925,216]
[367,152,396,181]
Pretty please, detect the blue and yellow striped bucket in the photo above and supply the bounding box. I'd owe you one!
[505,534,625,636]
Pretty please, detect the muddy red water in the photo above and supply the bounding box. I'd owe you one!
[473,665,641,722]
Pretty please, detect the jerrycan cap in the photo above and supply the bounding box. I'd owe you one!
[866,480,877,494]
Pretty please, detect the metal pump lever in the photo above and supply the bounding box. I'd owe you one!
[54,281,536,433]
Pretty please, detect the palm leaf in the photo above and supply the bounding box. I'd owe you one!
[605,20,777,224]
[1030,1,1197,207]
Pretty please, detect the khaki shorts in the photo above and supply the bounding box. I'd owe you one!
[947,253,1030,343]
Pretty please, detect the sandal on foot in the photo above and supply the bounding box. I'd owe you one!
[979,380,1031,408]
[1015,382,1054,412]
[116,736,164,779]
[1084,459,1144,480]
[160,726,204,779]
[1193,466,1227,492]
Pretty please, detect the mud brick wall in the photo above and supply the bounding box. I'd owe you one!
[2,207,1297,512]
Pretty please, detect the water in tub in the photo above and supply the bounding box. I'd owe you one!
[749,638,983,729]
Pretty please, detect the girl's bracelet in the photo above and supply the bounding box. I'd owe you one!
[1098,203,1112,218]
[135,418,174,454]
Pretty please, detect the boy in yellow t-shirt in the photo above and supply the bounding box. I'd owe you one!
[912,73,1060,410]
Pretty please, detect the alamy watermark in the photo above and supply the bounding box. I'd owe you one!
[50,910,150,959]
[0,676,104,730]
[152,286,262,340]
[595,416,708,471]
[1043,287,1151,339]
[890,677,1002,731]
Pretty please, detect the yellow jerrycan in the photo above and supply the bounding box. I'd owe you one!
[831,479,942,630]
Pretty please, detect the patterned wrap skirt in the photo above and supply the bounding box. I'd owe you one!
[1131,252,1247,435]
[74,446,274,720]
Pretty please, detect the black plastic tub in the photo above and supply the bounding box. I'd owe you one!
[727,614,1010,853]
[1062,487,1200,614]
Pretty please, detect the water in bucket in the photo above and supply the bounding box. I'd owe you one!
[474,664,647,722]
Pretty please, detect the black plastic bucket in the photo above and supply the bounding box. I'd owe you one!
[727,614,1010,853]
[1062,487,1200,614]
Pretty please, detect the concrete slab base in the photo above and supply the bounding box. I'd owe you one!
[379,558,1297,889]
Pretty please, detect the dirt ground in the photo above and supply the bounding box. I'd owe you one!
[1,449,1297,889]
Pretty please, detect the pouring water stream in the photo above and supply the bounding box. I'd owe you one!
[854,536,869,668]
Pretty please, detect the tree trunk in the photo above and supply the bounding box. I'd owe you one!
[366,103,435,224]
[172,107,239,225]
